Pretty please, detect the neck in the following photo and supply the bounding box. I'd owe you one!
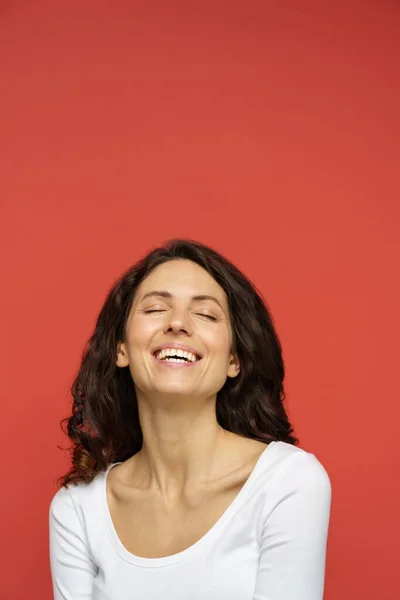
[132,392,235,500]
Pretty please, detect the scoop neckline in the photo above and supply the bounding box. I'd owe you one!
[100,440,278,567]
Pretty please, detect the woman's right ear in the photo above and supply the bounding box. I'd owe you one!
[116,341,129,367]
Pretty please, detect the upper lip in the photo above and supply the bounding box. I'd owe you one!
[152,343,203,359]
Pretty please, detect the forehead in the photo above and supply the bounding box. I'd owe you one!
[134,260,227,304]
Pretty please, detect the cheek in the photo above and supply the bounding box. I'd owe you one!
[126,319,158,358]
[130,316,158,339]
[203,328,232,356]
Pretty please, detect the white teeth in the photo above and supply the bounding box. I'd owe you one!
[155,348,199,362]
[164,357,187,363]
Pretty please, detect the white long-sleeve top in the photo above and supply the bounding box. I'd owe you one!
[49,440,332,600]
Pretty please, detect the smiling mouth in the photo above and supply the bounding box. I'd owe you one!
[152,350,202,365]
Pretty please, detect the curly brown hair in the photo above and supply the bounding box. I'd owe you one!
[57,238,299,488]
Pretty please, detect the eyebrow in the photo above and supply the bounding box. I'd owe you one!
[139,290,224,311]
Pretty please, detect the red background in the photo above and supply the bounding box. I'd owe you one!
[1,1,399,598]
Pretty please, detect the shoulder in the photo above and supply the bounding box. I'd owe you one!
[271,441,331,488]
[261,441,332,509]
[49,469,108,526]
[249,442,332,546]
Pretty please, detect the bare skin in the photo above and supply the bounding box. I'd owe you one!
[106,433,269,559]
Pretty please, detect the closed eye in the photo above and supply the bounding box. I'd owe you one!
[144,309,217,321]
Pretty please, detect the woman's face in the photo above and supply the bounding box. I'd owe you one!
[116,259,240,402]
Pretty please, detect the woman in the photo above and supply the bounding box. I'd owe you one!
[49,238,331,600]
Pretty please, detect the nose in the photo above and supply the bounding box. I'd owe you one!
[164,308,192,335]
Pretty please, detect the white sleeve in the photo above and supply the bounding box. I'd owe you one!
[253,452,332,600]
[49,485,98,600]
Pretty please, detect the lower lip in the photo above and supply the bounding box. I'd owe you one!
[152,354,201,368]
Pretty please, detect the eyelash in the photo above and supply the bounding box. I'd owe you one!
[144,309,217,321]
